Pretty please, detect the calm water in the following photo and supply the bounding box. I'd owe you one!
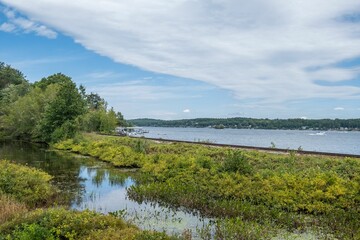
[0,141,210,238]
[141,127,360,155]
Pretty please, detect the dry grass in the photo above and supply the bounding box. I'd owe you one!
[0,194,28,225]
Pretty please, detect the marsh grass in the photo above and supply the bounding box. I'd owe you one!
[0,161,181,240]
[54,133,360,239]
[0,195,28,225]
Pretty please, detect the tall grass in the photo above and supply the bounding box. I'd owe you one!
[0,195,28,225]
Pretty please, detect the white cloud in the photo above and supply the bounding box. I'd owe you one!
[334,107,345,111]
[183,109,191,113]
[87,82,201,101]
[0,8,57,38]
[0,22,15,32]
[2,0,360,103]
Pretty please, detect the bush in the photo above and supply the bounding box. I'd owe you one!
[54,133,360,239]
[222,151,253,175]
[0,160,55,207]
[51,120,79,143]
[0,208,179,240]
[11,223,55,240]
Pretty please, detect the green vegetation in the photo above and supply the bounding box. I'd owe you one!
[129,117,360,130]
[0,160,55,208]
[55,133,360,239]
[0,62,179,239]
[0,62,128,143]
[0,160,54,227]
[0,160,179,240]
[1,61,360,239]
[0,208,178,240]
[0,195,28,226]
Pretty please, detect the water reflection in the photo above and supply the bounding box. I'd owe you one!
[0,141,211,239]
[74,165,211,238]
[0,141,86,206]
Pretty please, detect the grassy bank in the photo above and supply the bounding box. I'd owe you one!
[0,160,180,240]
[54,133,360,239]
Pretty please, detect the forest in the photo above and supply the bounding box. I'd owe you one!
[129,117,360,130]
[0,62,128,143]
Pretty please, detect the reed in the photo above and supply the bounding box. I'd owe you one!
[0,195,27,225]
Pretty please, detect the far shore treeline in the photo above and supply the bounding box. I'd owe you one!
[0,62,129,143]
[130,117,360,130]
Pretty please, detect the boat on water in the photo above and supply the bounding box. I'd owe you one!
[309,131,326,136]
[115,127,149,136]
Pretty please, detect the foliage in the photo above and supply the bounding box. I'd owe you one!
[198,217,275,240]
[0,81,30,107]
[0,208,180,240]
[1,85,59,140]
[0,62,128,143]
[85,92,105,110]
[0,62,29,130]
[116,111,131,127]
[221,150,253,174]
[0,62,27,91]
[0,160,55,207]
[54,137,146,168]
[55,133,360,239]
[129,117,360,130]
[38,74,85,142]
[0,195,28,225]
[33,73,72,90]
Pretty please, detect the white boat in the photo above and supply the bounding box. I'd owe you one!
[115,127,148,136]
[309,132,326,136]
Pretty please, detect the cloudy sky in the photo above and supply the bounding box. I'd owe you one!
[1,0,360,119]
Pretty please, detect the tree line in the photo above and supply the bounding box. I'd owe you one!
[129,117,360,130]
[0,62,129,143]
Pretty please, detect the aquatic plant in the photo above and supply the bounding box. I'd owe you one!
[0,208,180,240]
[54,133,360,239]
[0,160,55,207]
[0,195,28,225]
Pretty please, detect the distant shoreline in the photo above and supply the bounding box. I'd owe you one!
[133,125,360,131]
[128,117,360,131]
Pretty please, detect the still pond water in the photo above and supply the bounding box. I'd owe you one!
[0,141,210,238]
[141,127,360,155]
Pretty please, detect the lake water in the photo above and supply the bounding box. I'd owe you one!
[141,127,360,155]
[0,141,210,238]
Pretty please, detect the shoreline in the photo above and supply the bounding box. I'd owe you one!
[99,133,360,159]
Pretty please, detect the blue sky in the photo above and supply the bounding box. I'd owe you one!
[0,1,360,120]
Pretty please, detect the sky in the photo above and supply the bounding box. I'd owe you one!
[0,0,360,120]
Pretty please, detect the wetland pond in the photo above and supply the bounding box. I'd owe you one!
[0,141,211,238]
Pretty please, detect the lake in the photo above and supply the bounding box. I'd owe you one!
[141,127,360,155]
[0,141,210,238]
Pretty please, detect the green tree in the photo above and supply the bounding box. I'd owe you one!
[80,107,117,133]
[86,92,106,110]
[100,107,117,133]
[1,85,59,140]
[38,74,85,142]
[116,111,129,126]
[0,62,27,90]
[33,73,71,89]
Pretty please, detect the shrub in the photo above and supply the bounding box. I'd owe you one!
[0,160,55,207]
[0,208,179,240]
[222,151,253,175]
